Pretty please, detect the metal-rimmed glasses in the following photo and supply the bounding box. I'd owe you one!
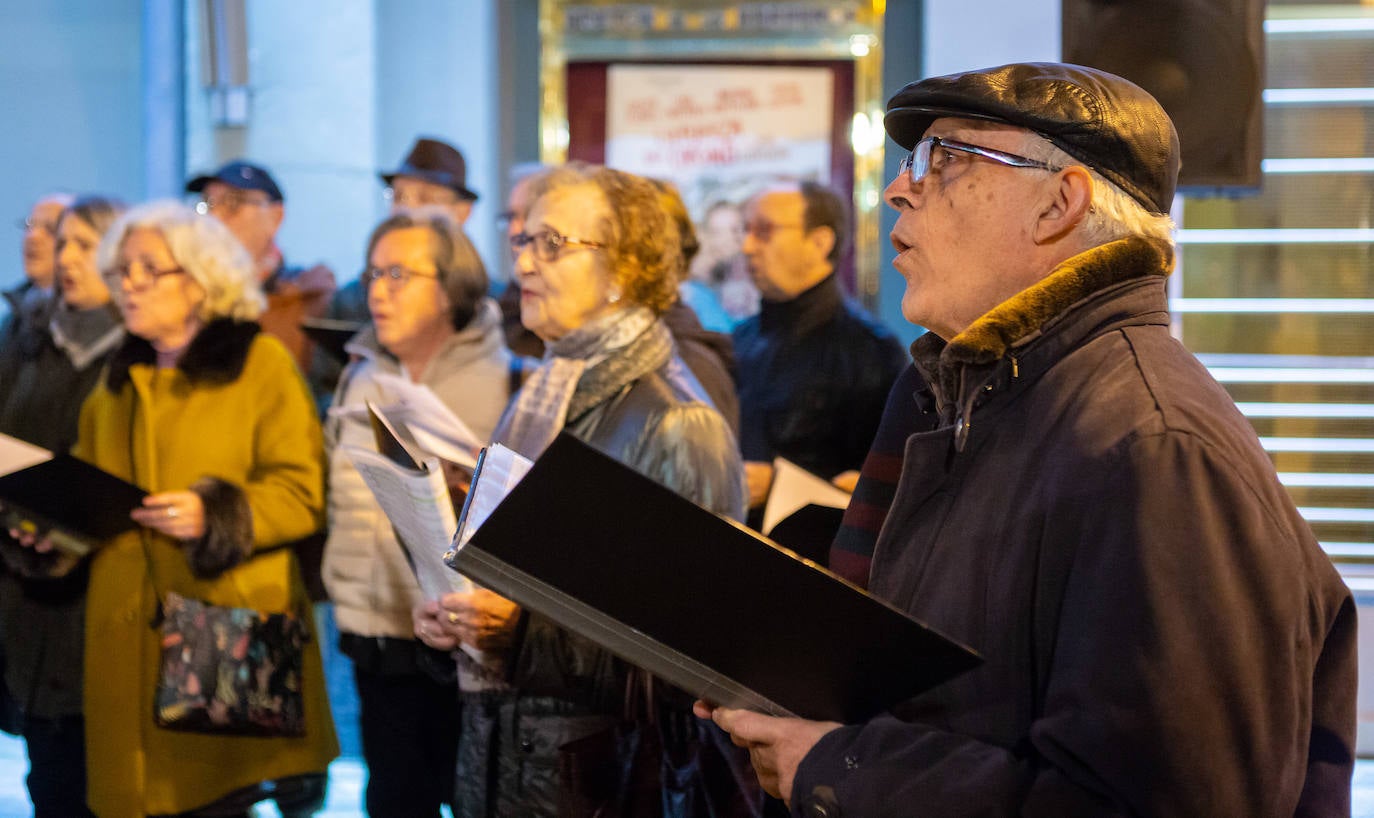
[509,228,605,263]
[102,263,187,291]
[360,265,440,291]
[16,216,58,236]
[899,136,1060,184]
[193,193,273,217]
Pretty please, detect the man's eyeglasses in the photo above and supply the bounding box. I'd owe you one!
[743,220,805,243]
[102,263,187,291]
[383,187,460,208]
[900,136,1060,184]
[16,217,58,236]
[509,228,605,263]
[361,265,439,291]
[194,193,272,216]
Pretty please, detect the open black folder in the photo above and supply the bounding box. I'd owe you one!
[445,433,980,724]
[0,432,146,555]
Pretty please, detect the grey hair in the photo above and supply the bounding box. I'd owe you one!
[1025,137,1175,246]
[97,199,265,321]
[364,206,489,329]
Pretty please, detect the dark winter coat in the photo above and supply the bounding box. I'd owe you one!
[732,274,905,480]
[791,237,1356,817]
[454,341,746,818]
[0,302,122,721]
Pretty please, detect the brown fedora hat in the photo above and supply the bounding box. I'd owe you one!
[380,137,479,202]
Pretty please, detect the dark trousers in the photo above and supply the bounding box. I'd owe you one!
[354,663,459,818]
[23,714,96,818]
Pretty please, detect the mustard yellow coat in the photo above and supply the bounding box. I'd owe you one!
[73,325,338,818]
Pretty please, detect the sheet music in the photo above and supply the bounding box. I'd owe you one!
[762,457,853,534]
[342,444,473,600]
[371,372,484,451]
[453,444,534,550]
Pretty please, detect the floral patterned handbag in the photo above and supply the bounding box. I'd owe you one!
[153,589,309,737]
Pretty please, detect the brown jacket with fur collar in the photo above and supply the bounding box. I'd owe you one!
[793,237,1355,817]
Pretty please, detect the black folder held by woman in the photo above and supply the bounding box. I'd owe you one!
[445,433,980,724]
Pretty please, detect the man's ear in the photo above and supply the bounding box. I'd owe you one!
[1032,166,1093,245]
[806,225,836,263]
[450,200,474,227]
[267,202,285,233]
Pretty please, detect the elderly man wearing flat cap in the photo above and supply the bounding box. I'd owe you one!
[700,62,1356,817]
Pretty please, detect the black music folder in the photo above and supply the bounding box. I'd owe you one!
[0,432,146,555]
[445,433,980,724]
[300,317,363,364]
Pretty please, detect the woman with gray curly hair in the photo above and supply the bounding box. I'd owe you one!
[414,165,752,816]
[11,200,337,817]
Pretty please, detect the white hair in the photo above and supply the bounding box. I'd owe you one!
[97,199,265,322]
[1026,137,1176,247]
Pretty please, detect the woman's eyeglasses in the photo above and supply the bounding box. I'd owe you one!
[361,265,439,291]
[899,136,1059,184]
[509,228,605,263]
[102,264,187,291]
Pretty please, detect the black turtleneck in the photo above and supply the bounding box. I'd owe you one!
[731,273,906,483]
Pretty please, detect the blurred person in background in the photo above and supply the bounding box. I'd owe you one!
[9,200,338,818]
[186,160,338,410]
[329,137,481,327]
[414,164,750,817]
[3,193,73,349]
[323,208,515,818]
[731,182,905,527]
[0,195,125,818]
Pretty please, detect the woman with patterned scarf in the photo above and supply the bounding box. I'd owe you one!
[413,164,753,816]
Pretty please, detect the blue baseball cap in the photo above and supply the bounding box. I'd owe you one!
[185,160,284,203]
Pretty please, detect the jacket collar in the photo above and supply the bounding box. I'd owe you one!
[344,297,506,382]
[911,236,1174,448]
[758,273,843,336]
[105,318,260,392]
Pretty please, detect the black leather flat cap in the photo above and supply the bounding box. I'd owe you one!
[885,62,1180,214]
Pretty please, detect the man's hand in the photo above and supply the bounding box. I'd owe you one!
[436,589,521,653]
[694,701,841,806]
[744,461,775,509]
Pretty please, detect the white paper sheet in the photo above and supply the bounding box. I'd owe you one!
[762,457,853,535]
[343,444,472,600]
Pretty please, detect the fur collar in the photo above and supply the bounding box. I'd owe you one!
[105,318,260,392]
[914,236,1172,405]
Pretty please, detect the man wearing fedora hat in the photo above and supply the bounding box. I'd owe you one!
[326,138,482,328]
[700,63,1355,816]
[382,136,479,227]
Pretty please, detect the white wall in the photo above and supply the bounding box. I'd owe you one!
[184,0,380,281]
[0,0,144,293]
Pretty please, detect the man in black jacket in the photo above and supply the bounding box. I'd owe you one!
[702,63,1356,817]
[731,182,904,520]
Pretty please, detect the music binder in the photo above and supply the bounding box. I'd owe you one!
[0,432,147,555]
[445,433,981,724]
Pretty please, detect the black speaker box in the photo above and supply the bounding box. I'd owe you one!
[1063,0,1265,195]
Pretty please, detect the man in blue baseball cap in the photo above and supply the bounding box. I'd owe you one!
[187,160,338,410]
[702,62,1355,816]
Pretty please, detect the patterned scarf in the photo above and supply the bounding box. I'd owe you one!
[498,305,672,458]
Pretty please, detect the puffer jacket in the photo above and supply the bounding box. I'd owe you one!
[323,298,514,638]
[454,343,746,818]
[791,237,1356,817]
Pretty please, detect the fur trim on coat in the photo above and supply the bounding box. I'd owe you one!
[105,319,260,392]
[184,476,255,579]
